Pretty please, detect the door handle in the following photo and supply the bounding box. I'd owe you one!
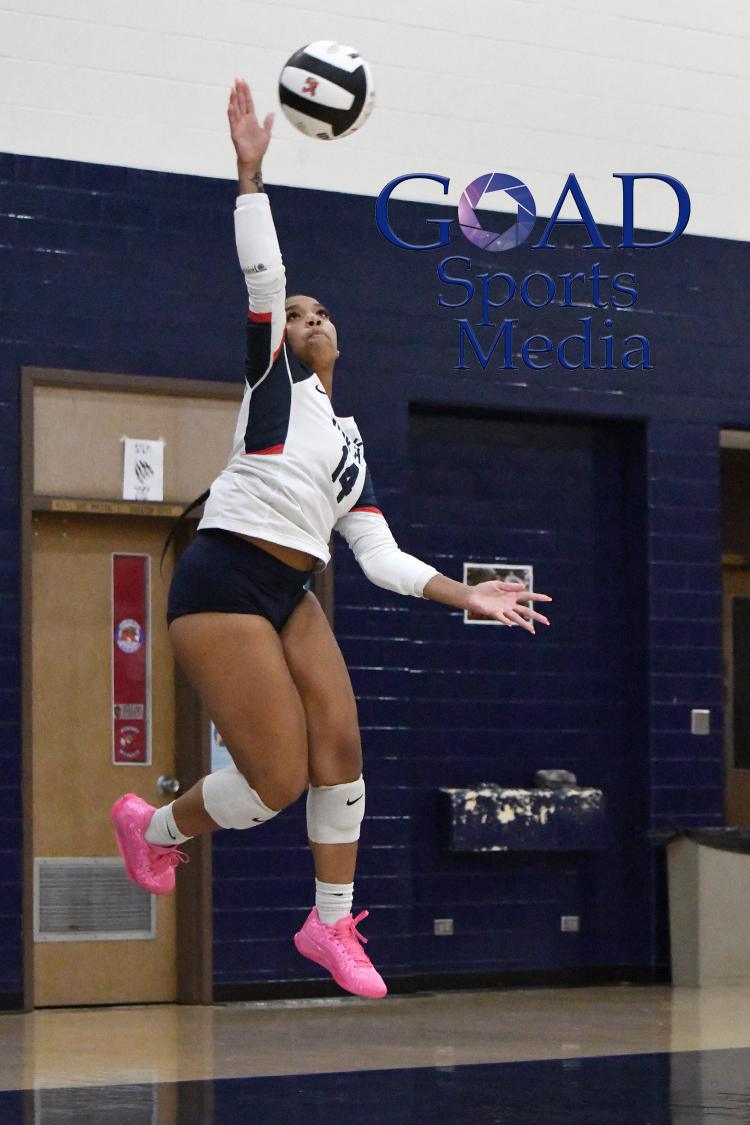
[156,775,181,796]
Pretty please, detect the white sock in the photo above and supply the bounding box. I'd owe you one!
[315,879,354,925]
[145,802,192,846]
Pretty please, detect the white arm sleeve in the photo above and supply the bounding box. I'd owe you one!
[235,193,286,380]
[335,510,439,598]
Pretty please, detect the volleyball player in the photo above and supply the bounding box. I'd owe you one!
[112,79,552,999]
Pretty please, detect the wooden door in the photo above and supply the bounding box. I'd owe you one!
[723,567,750,827]
[31,513,179,1005]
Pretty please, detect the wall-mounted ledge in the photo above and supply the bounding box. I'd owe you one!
[439,786,606,852]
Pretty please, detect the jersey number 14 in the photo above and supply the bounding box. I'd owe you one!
[331,443,360,503]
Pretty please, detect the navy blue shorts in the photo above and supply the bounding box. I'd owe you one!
[166,529,314,631]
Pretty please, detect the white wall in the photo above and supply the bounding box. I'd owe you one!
[1,0,748,239]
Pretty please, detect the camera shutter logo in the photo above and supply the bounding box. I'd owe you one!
[458,173,537,253]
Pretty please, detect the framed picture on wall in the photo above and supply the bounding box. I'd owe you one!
[463,563,534,625]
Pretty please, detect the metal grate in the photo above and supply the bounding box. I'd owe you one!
[34,858,154,942]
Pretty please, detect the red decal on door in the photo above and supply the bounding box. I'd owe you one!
[112,554,150,764]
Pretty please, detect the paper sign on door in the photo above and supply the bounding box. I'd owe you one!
[122,438,164,501]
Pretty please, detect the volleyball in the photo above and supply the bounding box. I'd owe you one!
[278,41,375,140]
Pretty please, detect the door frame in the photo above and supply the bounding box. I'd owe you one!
[722,562,750,826]
[21,366,336,1008]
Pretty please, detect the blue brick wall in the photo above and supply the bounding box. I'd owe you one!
[648,424,724,826]
[1,152,747,999]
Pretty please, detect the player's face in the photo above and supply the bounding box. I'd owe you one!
[285,295,339,368]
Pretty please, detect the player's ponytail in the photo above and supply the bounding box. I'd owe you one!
[159,488,210,574]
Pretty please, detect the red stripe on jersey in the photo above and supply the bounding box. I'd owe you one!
[248,310,272,323]
[352,506,383,515]
[242,443,285,456]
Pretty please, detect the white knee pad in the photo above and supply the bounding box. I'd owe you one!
[202,765,280,831]
[306,776,365,844]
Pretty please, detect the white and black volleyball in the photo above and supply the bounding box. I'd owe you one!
[278,41,375,140]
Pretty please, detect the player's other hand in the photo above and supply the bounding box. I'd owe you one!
[228,78,274,167]
[465,580,552,634]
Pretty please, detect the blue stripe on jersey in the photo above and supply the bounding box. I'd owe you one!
[289,354,314,384]
[245,314,274,389]
[243,349,291,455]
[351,466,379,511]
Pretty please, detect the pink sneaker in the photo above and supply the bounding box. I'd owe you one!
[111,793,187,895]
[294,908,387,999]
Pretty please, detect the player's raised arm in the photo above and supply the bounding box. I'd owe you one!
[228,78,274,195]
[228,79,285,387]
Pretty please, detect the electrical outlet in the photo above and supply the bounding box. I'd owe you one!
[561,915,580,933]
[691,709,710,735]
[434,918,454,936]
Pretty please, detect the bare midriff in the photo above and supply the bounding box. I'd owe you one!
[234,533,317,572]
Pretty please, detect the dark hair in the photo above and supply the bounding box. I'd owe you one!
[160,487,210,573]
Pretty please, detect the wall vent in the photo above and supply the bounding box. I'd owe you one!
[34,858,155,942]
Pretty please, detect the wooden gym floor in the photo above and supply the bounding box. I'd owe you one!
[0,982,749,1121]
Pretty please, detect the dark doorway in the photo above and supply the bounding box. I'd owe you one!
[406,407,649,973]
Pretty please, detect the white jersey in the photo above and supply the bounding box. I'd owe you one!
[199,193,438,598]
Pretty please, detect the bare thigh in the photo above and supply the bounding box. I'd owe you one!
[169,612,308,809]
[280,592,362,786]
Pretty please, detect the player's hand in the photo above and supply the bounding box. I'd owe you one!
[465,580,552,634]
[228,78,274,168]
